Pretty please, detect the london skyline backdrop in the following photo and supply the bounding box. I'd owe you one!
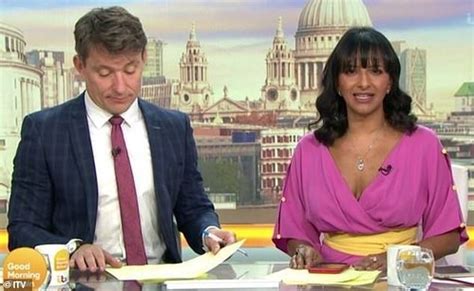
[0,0,472,113]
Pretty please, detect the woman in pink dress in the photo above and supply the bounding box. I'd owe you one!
[272,27,468,271]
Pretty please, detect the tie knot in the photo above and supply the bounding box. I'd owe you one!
[109,115,124,126]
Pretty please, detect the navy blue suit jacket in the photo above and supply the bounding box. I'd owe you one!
[8,94,219,263]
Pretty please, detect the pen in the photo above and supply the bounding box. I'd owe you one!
[203,230,248,257]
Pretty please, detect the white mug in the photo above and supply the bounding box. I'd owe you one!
[34,244,69,287]
[386,244,420,286]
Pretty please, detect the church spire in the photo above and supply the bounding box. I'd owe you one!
[189,22,197,41]
[176,22,213,113]
[261,16,298,111]
[276,16,284,38]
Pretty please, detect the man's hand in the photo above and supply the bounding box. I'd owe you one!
[203,228,236,254]
[69,244,122,272]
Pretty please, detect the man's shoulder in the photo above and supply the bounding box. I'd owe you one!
[138,99,188,121]
[27,95,83,123]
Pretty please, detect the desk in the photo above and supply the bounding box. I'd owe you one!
[67,262,474,291]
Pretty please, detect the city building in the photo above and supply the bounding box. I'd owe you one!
[400,48,427,112]
[26,49,73,108]
[71,67,86,97]
[0,22,42,207]
[391,41,434,119]
[261,17,299,111]
[141,38,170,109]
[141,76,176,109]
[292,0,372,109]
[261,0,373,111]
[454,82,474,113]
[260,127,307,203]
[169,0,407,125]
[422,81,474,194]
[143,37,164,78]
[173,24,214,113]
[194,124,262,206]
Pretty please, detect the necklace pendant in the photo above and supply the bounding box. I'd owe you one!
[356,159,365,171]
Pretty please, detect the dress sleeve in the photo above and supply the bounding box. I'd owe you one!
[421,135,468,244]
[272,140,321,254]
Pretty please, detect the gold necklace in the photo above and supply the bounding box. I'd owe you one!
[349,124,385,171]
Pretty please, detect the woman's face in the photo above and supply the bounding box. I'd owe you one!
[337,59,392,119]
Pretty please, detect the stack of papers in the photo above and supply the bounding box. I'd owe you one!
[106,240,245,281]
[265,267,381,286]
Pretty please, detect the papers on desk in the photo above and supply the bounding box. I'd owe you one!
[106,240,245,281]
[265,267,381,286]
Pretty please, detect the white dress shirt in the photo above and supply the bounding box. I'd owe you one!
[85,92,166,263]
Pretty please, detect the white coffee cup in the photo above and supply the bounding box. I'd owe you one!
[34,244,70,287]
[386,244,420,286]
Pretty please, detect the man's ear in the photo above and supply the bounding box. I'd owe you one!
[73,55,84,73]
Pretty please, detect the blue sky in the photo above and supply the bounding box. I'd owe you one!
[0,0,472,112]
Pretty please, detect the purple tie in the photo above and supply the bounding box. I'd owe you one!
[109,116,147,265]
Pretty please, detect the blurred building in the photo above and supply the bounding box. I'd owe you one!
[71,67,86,97]
[26,49,73,108]
[261,17,300,112]
[391,41,433,119]
[0,22,42,211]
[260,126,307,203]
[262,0,372,111]
[400,48,427,110]
[143,38,164,78]
[194,124,262,206]
[170,0,377,123]
[453,82,474,114]
[141,76,177,109]
[422,82,474,194]
[173,24,213,113]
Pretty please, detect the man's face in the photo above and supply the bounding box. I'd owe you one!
[74,46,146,115]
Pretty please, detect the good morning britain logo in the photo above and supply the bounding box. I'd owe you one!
[2,247,69,290]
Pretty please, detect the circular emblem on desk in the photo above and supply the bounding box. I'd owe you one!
[3,247,48,289]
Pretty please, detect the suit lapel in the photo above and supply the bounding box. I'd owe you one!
[139,100,177,255]
[68,94,98,240]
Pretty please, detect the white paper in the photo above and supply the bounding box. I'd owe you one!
[106,240,245,281]
[265,267,381,286]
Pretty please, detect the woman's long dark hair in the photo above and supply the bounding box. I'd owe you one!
[309,27,417,146]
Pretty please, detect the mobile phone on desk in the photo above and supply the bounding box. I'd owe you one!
[308,263,349,274]
[434,265,473,278]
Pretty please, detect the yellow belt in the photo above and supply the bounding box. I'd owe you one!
[323,227,417,256]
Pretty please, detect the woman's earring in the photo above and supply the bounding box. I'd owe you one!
[337,90,342,96]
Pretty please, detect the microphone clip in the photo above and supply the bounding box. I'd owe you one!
[378,165,392,176]
[111,147,121,158]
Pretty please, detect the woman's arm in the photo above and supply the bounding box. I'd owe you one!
[418,230,461,260]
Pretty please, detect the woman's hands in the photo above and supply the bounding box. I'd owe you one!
[353,253,386,271]
[288,240,323,269]
[287,240,387,271]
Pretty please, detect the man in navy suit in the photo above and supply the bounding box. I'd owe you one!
[8,6,235,272]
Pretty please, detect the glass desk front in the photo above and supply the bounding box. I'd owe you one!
[68,262,474,291]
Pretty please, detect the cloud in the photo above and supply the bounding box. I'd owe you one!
[0,2,302,47]
[364,0,473,28]
[1,0,471,110]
